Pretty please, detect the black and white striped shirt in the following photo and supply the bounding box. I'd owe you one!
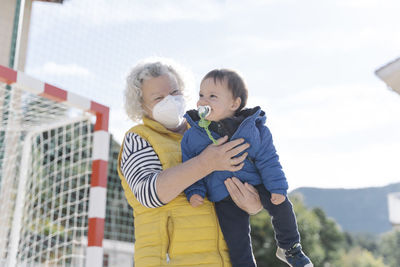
[120,133,165,208]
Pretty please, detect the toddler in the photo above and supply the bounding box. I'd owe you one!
[181,69,313,267]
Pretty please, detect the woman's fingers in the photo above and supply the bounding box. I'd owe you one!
[244,181,259,195]
[227,143,250,158]
[220,137,246,151]
[230,152,248,165]
[225,178,244,199]
[214,135,228,146]
[231,177,247,188]
[226,180,246,207]
[200,137,249,172]
[226,177,263,215]
[232,177,256,193]
[229,163,245,172]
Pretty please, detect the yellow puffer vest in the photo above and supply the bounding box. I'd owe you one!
[117,117,231,267]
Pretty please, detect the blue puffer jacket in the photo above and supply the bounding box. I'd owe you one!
[182,106,288,203]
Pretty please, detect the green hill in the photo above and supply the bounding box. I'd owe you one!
[290,182,400,235]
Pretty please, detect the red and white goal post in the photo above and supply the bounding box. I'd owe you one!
[0,65,109,267]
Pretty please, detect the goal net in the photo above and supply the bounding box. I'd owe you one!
[0,66,109,267]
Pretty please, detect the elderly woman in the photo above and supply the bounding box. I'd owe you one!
[117,58,262,267]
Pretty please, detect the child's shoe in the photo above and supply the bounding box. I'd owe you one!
[276,243,313,267]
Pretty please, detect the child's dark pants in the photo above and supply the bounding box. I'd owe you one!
[214,185,300,267]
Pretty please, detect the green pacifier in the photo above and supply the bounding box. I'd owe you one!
[198,105,218,144]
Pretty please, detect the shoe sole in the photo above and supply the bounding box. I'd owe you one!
[276,248,314,267]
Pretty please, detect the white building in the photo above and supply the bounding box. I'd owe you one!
[387,193,400,229]
[375,57,400,95]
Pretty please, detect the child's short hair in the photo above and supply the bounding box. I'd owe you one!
[202,69,248,112]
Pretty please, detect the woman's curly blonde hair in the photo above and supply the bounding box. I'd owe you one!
[124,57,192,123]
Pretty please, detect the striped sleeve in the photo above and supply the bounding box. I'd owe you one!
[120,132,165,208]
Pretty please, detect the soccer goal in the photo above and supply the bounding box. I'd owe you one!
[0,65,109,267]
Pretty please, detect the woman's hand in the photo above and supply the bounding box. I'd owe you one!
[156,137,249,204]
[199,136,250,173]
[225,177,263,215]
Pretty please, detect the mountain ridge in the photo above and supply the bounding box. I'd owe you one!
[290,182,400,235]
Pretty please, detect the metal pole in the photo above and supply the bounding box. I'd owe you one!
[13,0,26,70]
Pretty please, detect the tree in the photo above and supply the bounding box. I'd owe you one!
[379,229,400,267]
[337,247,387,267]
[344,232,379,255]
[312,207,345,263]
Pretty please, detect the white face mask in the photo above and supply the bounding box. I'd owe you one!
[151,95,186,129]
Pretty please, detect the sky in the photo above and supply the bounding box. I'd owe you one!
[24,0,400,191]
